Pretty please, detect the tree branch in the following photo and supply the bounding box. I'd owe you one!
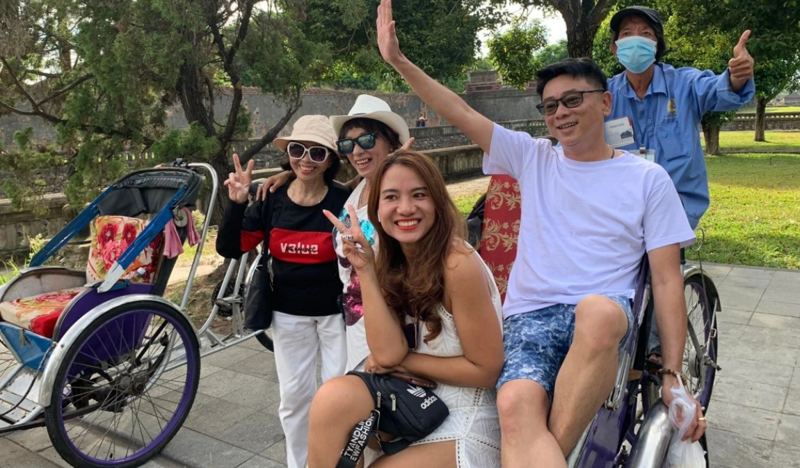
[238,89,302,164]
[0,100,35,115]
[0,97,154,146]
[1,57,38,109]
[39,73,94,105]
[227,0,254,68]
[205,74,215,122]
[209,0,254,144]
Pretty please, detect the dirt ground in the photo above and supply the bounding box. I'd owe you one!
[446,175,491,199]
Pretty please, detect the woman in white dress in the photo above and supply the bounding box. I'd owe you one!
[310,151,504,468]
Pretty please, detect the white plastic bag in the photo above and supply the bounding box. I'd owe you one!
[664,379,706,468]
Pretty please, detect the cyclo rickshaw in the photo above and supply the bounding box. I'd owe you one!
[0,159,720,468]
[0,160,271,468]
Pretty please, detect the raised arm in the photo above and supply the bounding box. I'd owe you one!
[377,0,494,153]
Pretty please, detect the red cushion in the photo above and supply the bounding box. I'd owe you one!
[0,288,85,338]
[479,175,521,303]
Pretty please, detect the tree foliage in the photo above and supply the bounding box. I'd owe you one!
[0,128,69,215]
[533,39,569,68]
[662,0,800,141]
[487,19,548,89]
[301,0,504,90]
[0,0,330,219]
[511,0,622,58]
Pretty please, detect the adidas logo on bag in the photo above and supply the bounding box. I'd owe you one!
[407,386,426,398]
[420,395,438,409]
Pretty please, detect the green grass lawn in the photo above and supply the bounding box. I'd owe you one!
[454,152,800,270]
[739,106,800,114]
[714,131,800,151]
[687,153,800,269]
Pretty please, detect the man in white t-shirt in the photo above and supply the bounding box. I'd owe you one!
[376,1,706,466]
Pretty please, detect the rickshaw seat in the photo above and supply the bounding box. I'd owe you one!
[0,215,161,338]
[478,175,521,302]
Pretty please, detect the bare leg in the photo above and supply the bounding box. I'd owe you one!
[497,379,567,468]
[371,441,457,468]
[308,376,375,468]
[549,295,628,455]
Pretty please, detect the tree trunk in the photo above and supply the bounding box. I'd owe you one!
[177,62,216,137]
[565,18,598,58]
[702,120,721,155]
[560,0,615,59]
[209,152,233,227]
[754,96,768,142]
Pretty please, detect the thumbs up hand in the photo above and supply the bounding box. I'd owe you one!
[728,30,754,92]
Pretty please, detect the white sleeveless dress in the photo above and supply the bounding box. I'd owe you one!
[400,252,503,468]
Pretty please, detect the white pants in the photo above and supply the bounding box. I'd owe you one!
[272,311,346,468]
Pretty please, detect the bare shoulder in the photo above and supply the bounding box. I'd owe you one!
[443,243,486,290]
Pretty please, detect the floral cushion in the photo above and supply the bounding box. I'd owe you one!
[86,216,162,284]
[0,288,85,338]
[479,175,521,303]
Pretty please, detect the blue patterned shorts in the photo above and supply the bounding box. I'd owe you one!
[497,295,634,402]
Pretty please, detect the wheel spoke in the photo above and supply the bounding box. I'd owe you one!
[47,305,199,466]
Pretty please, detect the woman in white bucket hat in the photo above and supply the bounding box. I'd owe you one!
[216,115,351,468]
[328,95,413,373]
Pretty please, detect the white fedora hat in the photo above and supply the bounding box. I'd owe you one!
[273,115,339,154]
[330,95,411,144]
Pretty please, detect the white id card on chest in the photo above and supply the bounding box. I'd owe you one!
[604,117,635,148]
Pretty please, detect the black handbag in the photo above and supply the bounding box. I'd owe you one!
[335,371,449,468]
[243,191,276,330]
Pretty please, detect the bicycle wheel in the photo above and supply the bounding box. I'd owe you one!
[0,336,18,382]
[44,300,200,468]
[683,274,718,410]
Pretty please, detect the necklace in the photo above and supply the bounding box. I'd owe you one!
[609,146,615,159]
[358,183,369,208]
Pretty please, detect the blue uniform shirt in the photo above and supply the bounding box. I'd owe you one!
[606,63,755,228]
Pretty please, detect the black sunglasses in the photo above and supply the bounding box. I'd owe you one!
[337,133,377,155]
[536,89,605,116]
[287,142,330,163]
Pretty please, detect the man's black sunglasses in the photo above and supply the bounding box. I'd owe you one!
[536,89,605,116]
[337,133,377,155]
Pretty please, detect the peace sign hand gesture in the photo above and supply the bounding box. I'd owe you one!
[225,154,254,205]
[324,205,376,273]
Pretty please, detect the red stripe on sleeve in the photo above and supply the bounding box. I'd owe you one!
[240,230,265,252]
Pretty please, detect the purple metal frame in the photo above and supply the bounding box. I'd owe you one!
[573,259,650,468]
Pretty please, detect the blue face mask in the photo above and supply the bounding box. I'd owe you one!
[615,36,657,74]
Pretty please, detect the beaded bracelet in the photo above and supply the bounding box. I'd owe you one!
[656,367,689,386]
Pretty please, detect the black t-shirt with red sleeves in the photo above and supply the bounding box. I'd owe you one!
[217,182,350,317]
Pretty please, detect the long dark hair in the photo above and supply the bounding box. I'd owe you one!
[367,151,469,343]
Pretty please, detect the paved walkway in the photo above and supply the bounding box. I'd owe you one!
[2,263,800,468]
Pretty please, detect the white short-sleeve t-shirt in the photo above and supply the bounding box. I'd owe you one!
[483,124,696,319]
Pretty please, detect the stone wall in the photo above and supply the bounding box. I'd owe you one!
[722,112,800,131]
[1,88,544,150]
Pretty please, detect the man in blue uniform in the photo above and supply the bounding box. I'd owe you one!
[606,5,755,229]
[605,6,755,358]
